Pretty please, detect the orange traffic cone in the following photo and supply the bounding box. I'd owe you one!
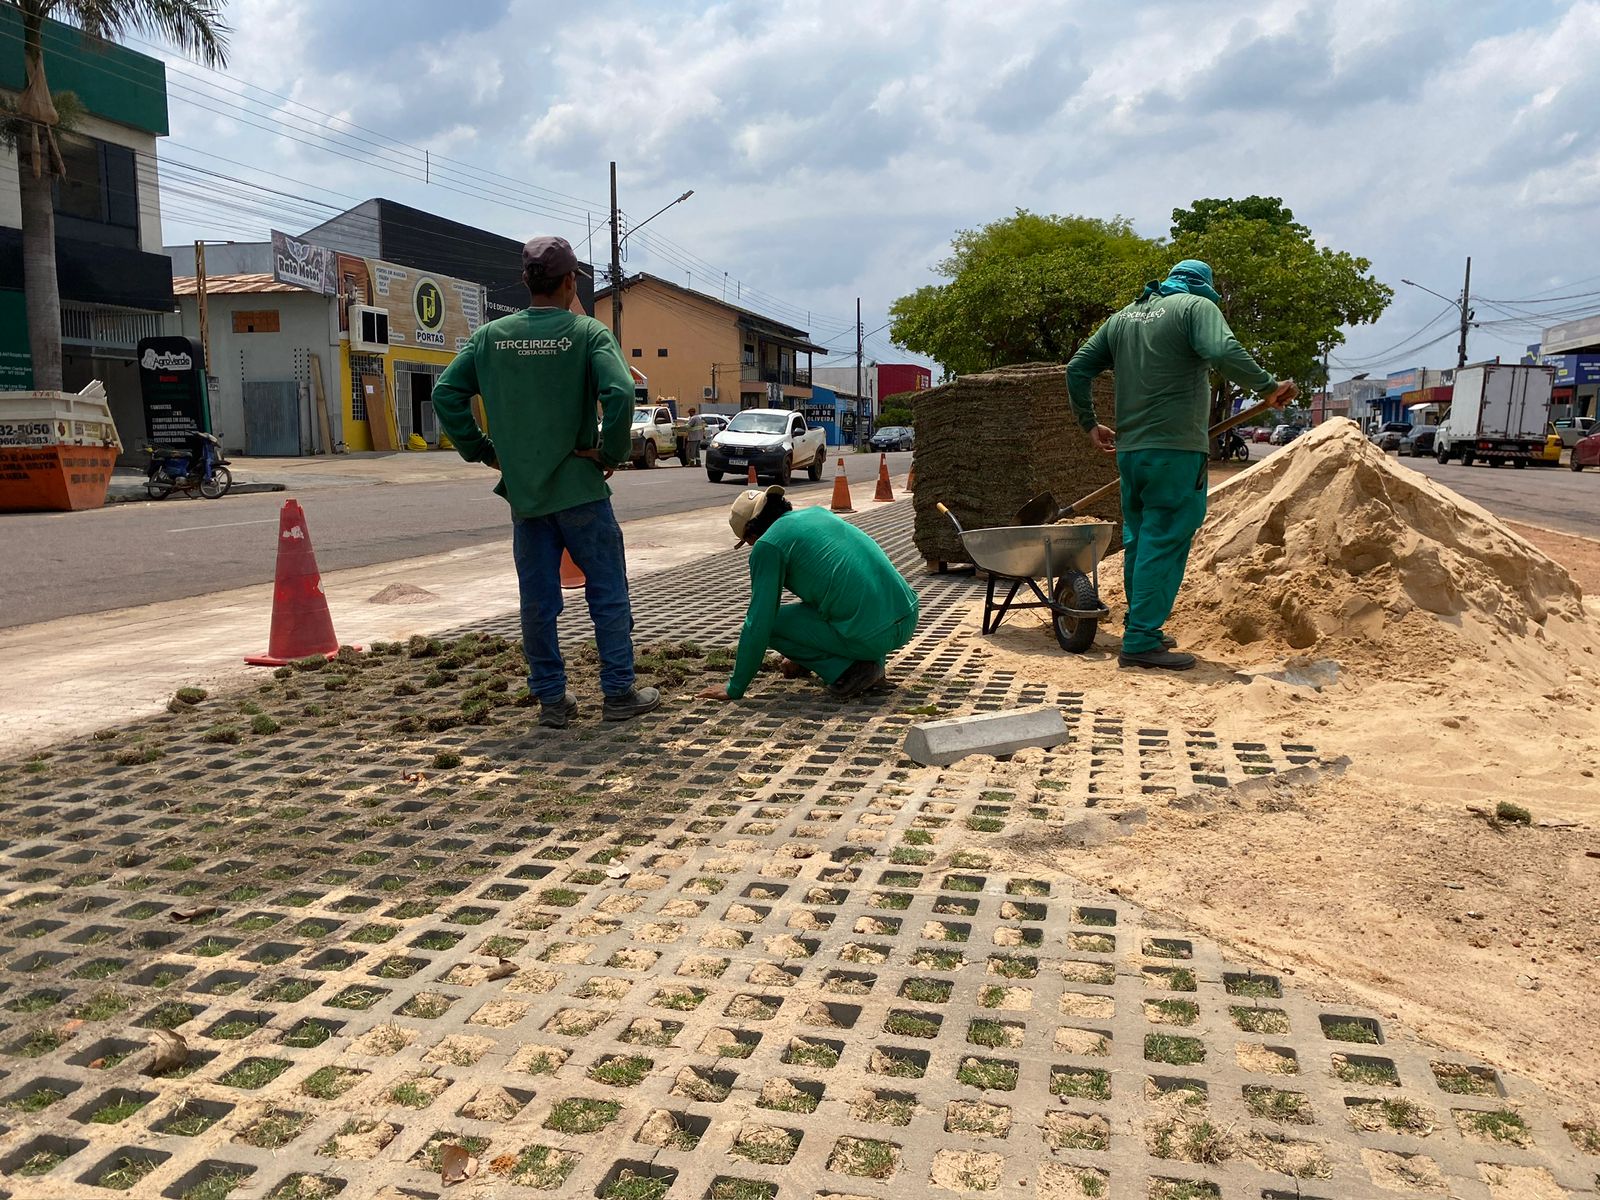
[559,549,586,590]
[830,456,855,513]
[873,452,894,502]
[746,464,758,486]
[905,462,916,493]
[245,499,343,665]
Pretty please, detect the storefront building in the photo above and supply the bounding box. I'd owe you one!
[1,7,175,448]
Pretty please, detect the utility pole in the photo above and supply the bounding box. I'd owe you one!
[194,240,211,372]
[1456,256,1473,369]
[609,161,622,341]
[855,298,864,446]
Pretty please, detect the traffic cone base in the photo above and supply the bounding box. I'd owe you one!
[246,499,344,666]
[830,456,855,513]
[873,451,894,502]
[560,548,586,590]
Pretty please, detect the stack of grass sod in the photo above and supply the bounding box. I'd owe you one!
[911,363,1121,569]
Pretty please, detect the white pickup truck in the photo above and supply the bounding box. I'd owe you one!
[703,408,828,485]
[629,405,680,468]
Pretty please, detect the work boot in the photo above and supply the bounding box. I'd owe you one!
[538,691,579,729]
[603,685,662,721]
[828,660,887,699]
[1118,649,1197,671]
[1125,631,1178,649]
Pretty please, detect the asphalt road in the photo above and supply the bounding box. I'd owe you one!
[1,452,913,628]
[1358,446,1600,538]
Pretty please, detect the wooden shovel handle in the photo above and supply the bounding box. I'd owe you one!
[1062,394,1285,515]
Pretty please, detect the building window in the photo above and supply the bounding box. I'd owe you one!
[656,348,668,358]
[631,348,643,358]
[54,135,139,243]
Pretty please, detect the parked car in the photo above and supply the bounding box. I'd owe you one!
[1251,427,1273,443]
[1269,424,1305,445]
[1572,426,1600,472]
[1374,421,1413,451]
[699,414,730,439]
[1537,429,1563,465]
[630,405,680,468]
[1553,416,1595,448]
[869,425,914,452]
[705,408,828,485]
[1398,424,1437,457]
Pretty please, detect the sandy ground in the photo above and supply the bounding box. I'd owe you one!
[967,429,1600,1104]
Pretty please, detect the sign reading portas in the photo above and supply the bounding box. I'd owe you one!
[413,277,446,347]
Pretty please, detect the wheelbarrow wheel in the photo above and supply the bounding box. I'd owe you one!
[1052,569,1100,653]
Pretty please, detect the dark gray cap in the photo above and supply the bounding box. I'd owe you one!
[521,236,579,276]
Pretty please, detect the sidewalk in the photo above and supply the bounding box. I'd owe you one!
[109,445,881,503]
[0,499,1592,1200]
[106,450,489,503]
[3,468,912,753]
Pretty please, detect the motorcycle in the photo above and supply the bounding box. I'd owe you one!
[1222,430,1251,462]
[145,430,233,499]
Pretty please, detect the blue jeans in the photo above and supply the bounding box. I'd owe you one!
[511,498,636,702]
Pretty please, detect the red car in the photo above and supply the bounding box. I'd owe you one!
[1252,428,1272,443]
[1572,428,1600,471]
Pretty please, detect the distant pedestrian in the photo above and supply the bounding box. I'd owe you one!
[1066,258,1297,671]
[684,406,706,466]
[433,235,661,726]
[697,486,918,702]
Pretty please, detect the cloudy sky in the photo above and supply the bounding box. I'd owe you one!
[141,0,1600,379]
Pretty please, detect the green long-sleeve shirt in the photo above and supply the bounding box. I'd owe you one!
[1065,292,1276,455]
[433,308,635,519]
[728,507,919,699]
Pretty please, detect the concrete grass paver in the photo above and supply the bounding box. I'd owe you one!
[0,502,1596,1200]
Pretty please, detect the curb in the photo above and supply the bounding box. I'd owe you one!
[103,482,288,506]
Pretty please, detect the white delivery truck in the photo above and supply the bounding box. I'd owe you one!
[1434,362,1555,469]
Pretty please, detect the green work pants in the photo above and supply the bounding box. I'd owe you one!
[768,602,917,686]
[1118,449,1208,654]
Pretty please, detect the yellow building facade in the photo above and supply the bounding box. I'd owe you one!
[594,274,826,411]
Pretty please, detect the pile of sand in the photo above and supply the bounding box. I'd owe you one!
[1162,420,1584,669]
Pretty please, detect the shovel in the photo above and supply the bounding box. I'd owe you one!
[1015,393,1287,525]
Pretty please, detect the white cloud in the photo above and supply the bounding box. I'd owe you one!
[143,0,1600,373]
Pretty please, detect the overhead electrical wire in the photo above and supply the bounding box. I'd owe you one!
[1,24,861,340]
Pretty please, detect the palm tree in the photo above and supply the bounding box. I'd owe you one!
[3,1,228,392]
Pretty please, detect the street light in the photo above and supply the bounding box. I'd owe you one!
[1400,277,1456,306]
[607,160,693,340]
[620,190,694,248]
[1401,259,1474,368]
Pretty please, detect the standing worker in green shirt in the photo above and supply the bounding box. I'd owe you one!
[433,236,661,726]
[1066,259,1297,671]
[696,486,919,702]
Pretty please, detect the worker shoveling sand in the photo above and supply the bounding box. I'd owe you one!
[1163,418,1584,672]
[958,416,1600,1101]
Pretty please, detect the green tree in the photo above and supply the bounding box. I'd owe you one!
[889,209,1166,376]
[1169,201,1391,418]
[1,0,229,392]
[1169,195,1308,239]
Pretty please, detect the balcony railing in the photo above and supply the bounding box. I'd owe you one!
[740,364,802,386]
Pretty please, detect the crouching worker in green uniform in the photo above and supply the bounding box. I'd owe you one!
[696,486,919,702]
[1066,259,1297,671]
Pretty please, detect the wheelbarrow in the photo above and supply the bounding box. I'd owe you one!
[937,502,1114,652]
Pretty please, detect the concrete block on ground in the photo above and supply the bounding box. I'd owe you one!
[904,705,1068,767]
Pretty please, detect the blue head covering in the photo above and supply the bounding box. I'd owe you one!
[1139,259,1222,305]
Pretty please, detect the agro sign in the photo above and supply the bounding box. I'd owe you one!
[138,336,211,450]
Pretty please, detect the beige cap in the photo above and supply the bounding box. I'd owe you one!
[729,484,786,544]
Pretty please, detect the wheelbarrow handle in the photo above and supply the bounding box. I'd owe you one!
[936,501,966,536]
